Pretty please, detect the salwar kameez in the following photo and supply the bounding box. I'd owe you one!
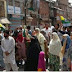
[49,53,60,71]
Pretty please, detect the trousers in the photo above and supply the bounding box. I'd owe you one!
[5,63,18,71]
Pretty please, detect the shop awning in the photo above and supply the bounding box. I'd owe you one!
[0,18,11,24]
[42,18,49,21]
[27,16,33,22]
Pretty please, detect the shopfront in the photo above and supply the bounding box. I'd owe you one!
[7,5,23,30]
[7,0,24,30]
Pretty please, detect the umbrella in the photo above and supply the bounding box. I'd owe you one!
[0,23,6,31]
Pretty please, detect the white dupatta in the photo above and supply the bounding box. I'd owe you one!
[49,32,62,56]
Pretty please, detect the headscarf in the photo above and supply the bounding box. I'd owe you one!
[38,51,46,71]
[49,32,62,56]
[62,34,71,50]
[24,36,41,71]
[16,32,23,43]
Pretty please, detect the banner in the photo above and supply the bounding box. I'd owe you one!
[15,7,21,14]
[8,5,14,14]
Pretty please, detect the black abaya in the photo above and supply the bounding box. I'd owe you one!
[24,36,41,71]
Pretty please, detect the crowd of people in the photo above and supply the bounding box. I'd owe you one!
[0,22,72,71]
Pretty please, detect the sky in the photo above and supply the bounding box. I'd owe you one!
[69,0,72,3]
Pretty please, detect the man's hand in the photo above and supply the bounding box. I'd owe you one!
[5,51,10,56]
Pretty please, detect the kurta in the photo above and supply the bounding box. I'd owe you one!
[1,36,15,64]
[1,36,18,71]
[36,33,46,52]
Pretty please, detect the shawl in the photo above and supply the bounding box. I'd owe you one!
[16,33,23,43]
[49,32,62,56]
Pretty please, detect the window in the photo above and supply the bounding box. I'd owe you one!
[8,0,13,6]
[15,1,20,7]
[20,2,24,14]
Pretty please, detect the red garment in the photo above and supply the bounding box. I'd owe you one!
[16,33,26,60]
[16,33,23,43]
[17,39,26,59]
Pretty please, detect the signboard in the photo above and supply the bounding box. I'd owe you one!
[0,1,5,17]
[15,7,21,14]
[8,5,14,14]
[12,15,21,18]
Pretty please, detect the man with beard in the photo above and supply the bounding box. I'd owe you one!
[1,30,18,71]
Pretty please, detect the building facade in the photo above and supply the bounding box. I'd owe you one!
[6,0,25,30]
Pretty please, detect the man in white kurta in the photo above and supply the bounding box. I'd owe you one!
[35,28,46,52]
[1,30,18,71]
[41,23,52,45]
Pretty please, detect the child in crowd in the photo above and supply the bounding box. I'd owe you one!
[38,51,46,71]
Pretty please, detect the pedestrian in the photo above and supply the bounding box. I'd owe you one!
[38,51,46,71]
[1,30,18,71]
[67,32,72,70]
[40,30,48,67]
[16,30,26,66]
[13,27,19,41]
[24,36,41,71]
[41,23,52,45]
[54,24,63,42]
[48,32,62,71]
[24,29,31,49]
[35,28,46,52]
[61,34,71,71]
[9,30,13,36]
[66,27,71,36]
[0,35,5,71]
[27,26,32,36]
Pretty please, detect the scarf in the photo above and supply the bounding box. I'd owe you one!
[16,33,23,43]
[49,32,62,56]
[38,51,46,71]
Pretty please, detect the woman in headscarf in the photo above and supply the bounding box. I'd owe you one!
[38,51,46,71]
[16,30,26,66]
[48,32,62,71]
[24,36,42,71]
[68,32,72,71]
[61,34,71,71]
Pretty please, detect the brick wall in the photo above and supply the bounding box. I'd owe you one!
[58,0,68,5]
[39,0,49,19]
[0,1,5,17]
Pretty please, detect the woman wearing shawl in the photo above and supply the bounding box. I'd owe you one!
[16,30,26,65]
[24,36,41,71]
[38,51,46,71]
[61,34,71,71]
[48,32,62,71]
[68,32,72,71]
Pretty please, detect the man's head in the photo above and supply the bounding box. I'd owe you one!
[4,30,9,38]
[45,23,50,29]
[63,27,66,31]
[27,26,31,30]
[67,27,70,31]
[54,24,59,30]
[35,28,40,34]
[19,25,22,30]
